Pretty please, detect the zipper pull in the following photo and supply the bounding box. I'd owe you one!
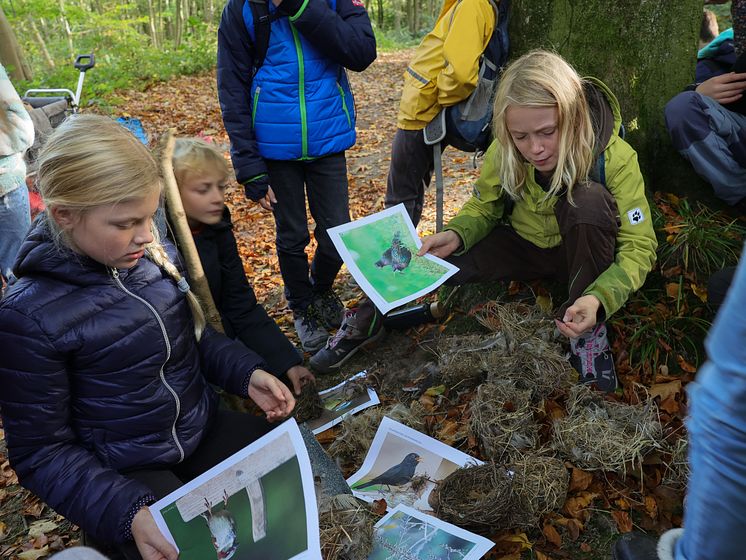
[110,267,119,279]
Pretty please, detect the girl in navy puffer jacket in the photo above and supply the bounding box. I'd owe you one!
[0,115,295,560]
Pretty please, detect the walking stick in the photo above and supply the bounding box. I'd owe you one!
[160,129,224,332]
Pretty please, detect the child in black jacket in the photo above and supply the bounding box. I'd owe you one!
[172,138,314,394]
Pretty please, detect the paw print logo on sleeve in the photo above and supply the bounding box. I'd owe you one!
[626,207,645,225]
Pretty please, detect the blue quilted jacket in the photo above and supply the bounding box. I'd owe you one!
[217,0,376,182]
[0,218,265,544]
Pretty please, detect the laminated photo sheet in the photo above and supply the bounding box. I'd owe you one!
[305,370,380,435]
[150,418,321,560]
[369,504,494,560]
[347,417,483,514]
[328,204,459,314]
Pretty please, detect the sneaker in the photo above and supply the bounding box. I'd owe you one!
[568,322,618,392]
[611,529,682,560]
[309,302,385,374]
[314,290,344,329]
[293,305,329,353]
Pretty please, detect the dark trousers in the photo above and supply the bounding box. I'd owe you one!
[118,410,273,560]
[385,128,449,227]
[266,153,351,311]
[446,182,619,319]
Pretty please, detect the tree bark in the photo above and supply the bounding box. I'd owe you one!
[27,17,55,69]
[0,6,31,81]
[508,0,704,193]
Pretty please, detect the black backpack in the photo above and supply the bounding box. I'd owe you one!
[436,0,511,153]
[247,0,283,76]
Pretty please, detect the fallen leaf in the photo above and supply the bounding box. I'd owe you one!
[611,510,633,533]
[535,551,552,560]
[650,380,682,402]
[676,355,697,374]
[580,542,592,552]
[690,283,708,303]
[542,524,562,547]
[371,499,387,516]
[424,384,446,397]
[536,294,553,314]
[28,520,59,539]
[17,547,50,560]
[644,495,659,520]
[569,468,593,492]
[563,492,598,519]
[498,532,532,551]
[0,521,6,540]
[665,283,680,299]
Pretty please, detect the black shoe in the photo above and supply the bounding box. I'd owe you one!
[314,289,344,329]
[612,532,659,560]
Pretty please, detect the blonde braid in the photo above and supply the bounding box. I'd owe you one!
[147,236,206,341]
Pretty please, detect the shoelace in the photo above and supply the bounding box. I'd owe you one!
[327,311,357,349]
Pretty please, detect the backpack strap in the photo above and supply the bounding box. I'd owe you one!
[247,0,281,76]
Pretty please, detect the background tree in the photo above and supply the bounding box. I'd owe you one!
[0,5,31,81]
[508,0,707,196]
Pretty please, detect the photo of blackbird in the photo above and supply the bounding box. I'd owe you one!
[375,232,412,272]
[355,452,422,491]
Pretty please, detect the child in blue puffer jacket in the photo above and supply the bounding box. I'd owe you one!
[0,115,295,560]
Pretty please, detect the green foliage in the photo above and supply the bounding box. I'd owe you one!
[4,0,220,102]
[373,26,423,51]
[657,199,746,279]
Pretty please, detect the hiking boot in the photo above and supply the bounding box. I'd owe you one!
[293,305,329,353]
[314,289,344,329]
[568,322,618,393]
[309,301,385,374]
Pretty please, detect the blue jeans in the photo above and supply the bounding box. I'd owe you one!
[266,153,350,311]
[677,246,746,559]
[0,186,30,283]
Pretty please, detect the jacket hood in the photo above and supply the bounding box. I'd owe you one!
[699,28,734,59]
[583,77,622,154]
[12,217,108,285]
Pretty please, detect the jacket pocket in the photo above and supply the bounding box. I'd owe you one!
[336,83,352,128]
[400,67,438,122]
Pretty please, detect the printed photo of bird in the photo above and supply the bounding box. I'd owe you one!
[375,232,412,272]
[354,452,422,491]
[201,491,239,560]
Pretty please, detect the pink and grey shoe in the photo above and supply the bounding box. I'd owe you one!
[569,322,618,393]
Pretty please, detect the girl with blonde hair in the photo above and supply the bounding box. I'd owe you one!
[0,115,294,560]
[420,50,657,392]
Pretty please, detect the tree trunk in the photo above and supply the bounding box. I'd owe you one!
[27,17,55,69]
[508,0,704,194]
[174,0,183,47]
[0,6,31,81]
[377,0,383,29]
[58,0,75,59]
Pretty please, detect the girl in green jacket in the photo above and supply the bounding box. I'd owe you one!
[419,50,657,392]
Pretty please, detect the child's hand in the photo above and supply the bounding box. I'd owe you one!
[286,365,315,395]
[696,72,746,105]
[248,369,295,421]
[258,186,277,211]
[132,507,178,560]
[417,231,462,259]
[554,295,600,339]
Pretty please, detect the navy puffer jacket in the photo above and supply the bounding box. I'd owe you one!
[0,218,265,544]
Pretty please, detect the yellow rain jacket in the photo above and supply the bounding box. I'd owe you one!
[397,0,496,130]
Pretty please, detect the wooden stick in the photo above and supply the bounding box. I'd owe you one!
[160,129,224,332]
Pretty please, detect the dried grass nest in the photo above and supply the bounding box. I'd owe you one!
[434,333,508,389]
[469,381,538,461]
[326,402,426,468]
[433,462,516,534]
[293,381,325,424]
[510,455,570,528]
[552,385,663,473]
[476,301,556,343]
[319,494,378,560]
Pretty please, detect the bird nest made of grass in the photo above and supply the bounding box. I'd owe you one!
[433,462,516,534]
[319,494,378,560]
[509,454,570,528]
[469,381,538,461]
[476,301,555,343]
[327,403,426,469]
[551,385,663,473]
[436,334,509,389]
[486,339,576,400]
[662,436,689,489]
[293,381,325,424]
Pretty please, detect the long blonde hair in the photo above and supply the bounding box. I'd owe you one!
[492,50,595,202]
[37,114,206,339]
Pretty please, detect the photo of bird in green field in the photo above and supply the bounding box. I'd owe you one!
[375,232,412,272]
[353,453,422,492]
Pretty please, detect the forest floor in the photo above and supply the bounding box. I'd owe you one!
[0,49,737,559]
